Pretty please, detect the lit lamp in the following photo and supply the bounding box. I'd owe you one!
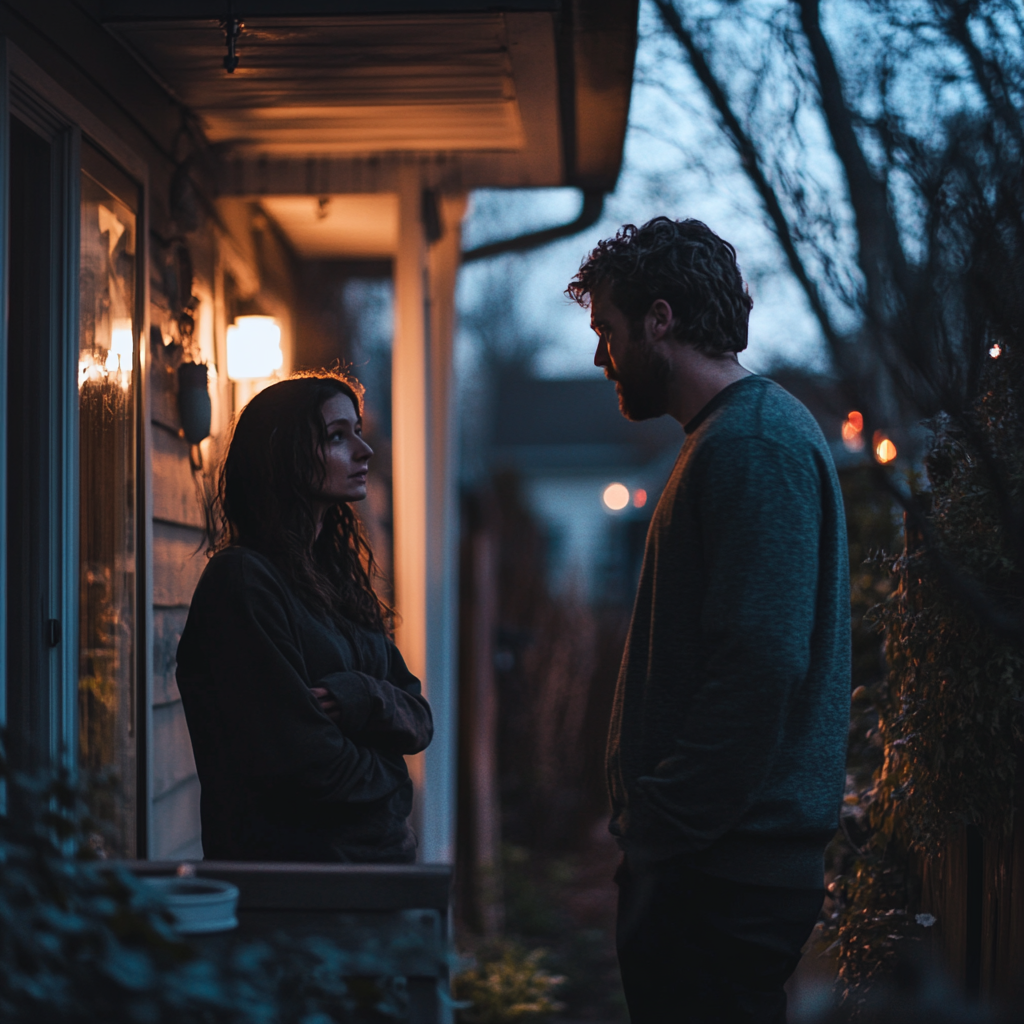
[227,315,283,380]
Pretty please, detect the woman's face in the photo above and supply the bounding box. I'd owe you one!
[317,392,373,504]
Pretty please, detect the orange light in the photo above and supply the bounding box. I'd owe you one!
[602,483,630,511]
[841,411,864,451]
[990,343,1002,359]
[633,488,647,509]
[874,433,897,464]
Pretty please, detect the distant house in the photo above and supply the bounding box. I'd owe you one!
[1,1,637,865]
[485,372,681,602]
[481,367,873,605]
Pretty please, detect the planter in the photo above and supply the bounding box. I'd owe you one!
[144,876,239,934]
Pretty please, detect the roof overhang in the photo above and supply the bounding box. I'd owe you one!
[85,0,637,192]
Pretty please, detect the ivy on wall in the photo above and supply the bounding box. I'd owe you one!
[830,345,1024,1001]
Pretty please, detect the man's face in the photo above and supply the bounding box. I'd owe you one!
[591,282,672,421]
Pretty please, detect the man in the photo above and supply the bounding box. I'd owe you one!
[567,217,850,1023]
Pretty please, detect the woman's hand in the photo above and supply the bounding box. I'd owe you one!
[310,686,342,724]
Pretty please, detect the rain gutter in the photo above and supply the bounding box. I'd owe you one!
[461,188,605,263]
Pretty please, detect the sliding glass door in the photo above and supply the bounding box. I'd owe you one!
[77,142,141,858]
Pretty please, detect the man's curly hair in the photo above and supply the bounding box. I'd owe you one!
[566,217,753,354]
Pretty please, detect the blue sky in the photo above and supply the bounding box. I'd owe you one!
[456,0,835,380]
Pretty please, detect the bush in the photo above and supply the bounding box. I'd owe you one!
[0,737,440,1023]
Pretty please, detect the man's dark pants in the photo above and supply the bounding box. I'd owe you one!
[615,856,823,1023]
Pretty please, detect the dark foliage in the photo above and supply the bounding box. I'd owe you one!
[0,737,441,1023]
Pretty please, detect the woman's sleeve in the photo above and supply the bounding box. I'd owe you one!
[317,644,433,755]
[193,556,409,804]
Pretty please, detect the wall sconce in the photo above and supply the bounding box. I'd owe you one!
[227,315,282,380]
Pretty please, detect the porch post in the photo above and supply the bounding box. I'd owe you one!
[392,164,430,807]
[423,194,467,865]
[392,166,465,864]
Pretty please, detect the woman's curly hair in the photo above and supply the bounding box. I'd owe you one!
[566,217,753,354]
[210,371,392,635]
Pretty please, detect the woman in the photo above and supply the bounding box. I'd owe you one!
[176,372,432,863]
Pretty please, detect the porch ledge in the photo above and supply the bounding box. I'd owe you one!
[121,860,452,913]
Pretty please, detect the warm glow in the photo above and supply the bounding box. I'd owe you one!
[603,483,630,511]
[841,410,864,451]
[227,315,283,380]
[633,488,648,509]
[874,435,897,464]
[106,319,134,373]
[990,343,1002,359]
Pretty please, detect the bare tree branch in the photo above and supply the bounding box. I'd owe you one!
[652,0,844,360]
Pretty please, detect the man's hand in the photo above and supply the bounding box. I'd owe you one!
[310,686,341,724]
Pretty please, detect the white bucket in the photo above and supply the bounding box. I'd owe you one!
[144,877,240,934]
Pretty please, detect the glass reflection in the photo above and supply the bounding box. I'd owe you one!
[78,148,138,856]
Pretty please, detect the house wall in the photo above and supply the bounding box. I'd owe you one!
[0,1,300,859]
[147,207,299,859]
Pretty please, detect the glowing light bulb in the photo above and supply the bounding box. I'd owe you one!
[227,316,283,380]
[603,483,630,511]
[990,343,1002,359]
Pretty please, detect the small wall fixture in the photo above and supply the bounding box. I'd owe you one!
[227,316,282,381]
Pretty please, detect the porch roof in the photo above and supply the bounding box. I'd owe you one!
[84,1,638,194]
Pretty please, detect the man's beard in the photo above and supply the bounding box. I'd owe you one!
[610,335,672,421]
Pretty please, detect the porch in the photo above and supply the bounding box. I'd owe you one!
[0,0,635,866]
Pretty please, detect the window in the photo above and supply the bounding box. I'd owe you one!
[77,143,140,857]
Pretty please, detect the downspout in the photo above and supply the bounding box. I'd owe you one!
[461,188,605,263]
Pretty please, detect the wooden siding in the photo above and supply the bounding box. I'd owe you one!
[152,701,197,799]
[150,774,203,860]
[153,606,187,706]
[149,340,207,859]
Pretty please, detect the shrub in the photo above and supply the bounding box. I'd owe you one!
[453,941,565,1024]
[0,737,439,1023]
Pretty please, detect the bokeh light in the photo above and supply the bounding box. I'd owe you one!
[841,411,864,451]
[602,483,630,511]
[633,488,647,508]
[874,436,897,464]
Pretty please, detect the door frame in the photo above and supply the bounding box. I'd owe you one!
[0,40,152,854]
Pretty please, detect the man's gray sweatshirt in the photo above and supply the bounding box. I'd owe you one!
[607,374,850,889]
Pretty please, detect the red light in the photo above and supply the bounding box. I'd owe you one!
[633,488,647,508]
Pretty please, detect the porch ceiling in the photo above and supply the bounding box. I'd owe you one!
[110,15,529,156]
[89,1,637,193]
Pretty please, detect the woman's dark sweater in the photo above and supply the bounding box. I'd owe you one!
[175,546,432,863]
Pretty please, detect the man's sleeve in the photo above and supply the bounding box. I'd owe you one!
[201,559,409,805]
[316,644,433,755]
[632,436,822,857]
